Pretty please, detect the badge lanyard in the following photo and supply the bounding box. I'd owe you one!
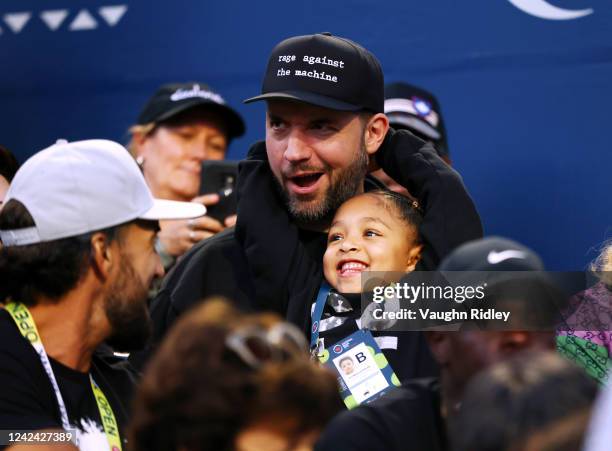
[5,302,123,451]
[310,281,331,355]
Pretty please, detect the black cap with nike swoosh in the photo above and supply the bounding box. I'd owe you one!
[438,236,544,272]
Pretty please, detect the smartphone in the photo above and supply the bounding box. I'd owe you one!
[199,160,238,222]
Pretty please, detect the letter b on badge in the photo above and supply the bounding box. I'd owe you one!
[355,352,367,363]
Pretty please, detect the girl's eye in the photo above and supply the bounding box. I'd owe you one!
[328,233,343,243]
[364,230,381,237]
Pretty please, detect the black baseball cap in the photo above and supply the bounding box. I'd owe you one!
[438,237,549,305]
[245,33,384,113]
[137,82,245,139]
[439,236,544,272]
[385,82,448,156]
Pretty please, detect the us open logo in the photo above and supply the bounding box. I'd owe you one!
[0,5,127,36]
[333,344,343,354]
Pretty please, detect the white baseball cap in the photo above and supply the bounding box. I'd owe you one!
[0,139,206,246]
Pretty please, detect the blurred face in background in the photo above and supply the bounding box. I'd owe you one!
[235,427,320,451]
[134,108,229,201]
[427,330,555,414]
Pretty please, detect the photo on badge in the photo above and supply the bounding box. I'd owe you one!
[319,329,401,409]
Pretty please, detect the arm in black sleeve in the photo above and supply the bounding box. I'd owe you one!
[315,409,391,451]
[235,141,303,313]
[375,128,483,269]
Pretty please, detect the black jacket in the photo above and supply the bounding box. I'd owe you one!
[130,130,482,370]
[315,378,447,451]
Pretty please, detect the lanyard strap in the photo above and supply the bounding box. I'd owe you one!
[90,376,122,451]
[5,302,71,431]
[310,281,331,351]
[5,302,122,451]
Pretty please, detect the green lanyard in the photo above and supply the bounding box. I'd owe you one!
[5,302,123,451]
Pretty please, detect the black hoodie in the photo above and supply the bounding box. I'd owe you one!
[130,129,482,371]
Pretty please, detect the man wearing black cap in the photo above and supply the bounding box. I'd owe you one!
[134,33,483,368]
[129,82,245,265]
[384,82,450,163]
[373,82,451,196]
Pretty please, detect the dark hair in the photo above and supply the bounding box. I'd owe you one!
[451,351,598,451]
[0,199,117,306]
[246,361,343,439]
[130,300,276,451]
[129,299,341,451]
[0,145,19,183]
[366,189,423,239]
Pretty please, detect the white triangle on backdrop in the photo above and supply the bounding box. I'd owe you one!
[69,9,97,31]
[3,12,32,34]
[40,9,69,31]
[99,5,127,27]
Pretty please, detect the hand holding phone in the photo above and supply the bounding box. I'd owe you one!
[199,161,238,222]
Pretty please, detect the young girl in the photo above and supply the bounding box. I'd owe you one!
[313,190,435,378]
[323,190,423,294]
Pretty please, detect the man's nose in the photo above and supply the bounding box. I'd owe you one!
[498,331,532,355]
[284,130,311,163]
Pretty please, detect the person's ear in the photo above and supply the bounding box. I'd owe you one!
[405,244,423,272]
[424,331,451,366]
[89,232,116,281]
[363,113,389,157]
[130,132,145,157]
[130,127,155,162]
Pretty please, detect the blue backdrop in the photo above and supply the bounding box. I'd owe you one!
[1,0,610,270]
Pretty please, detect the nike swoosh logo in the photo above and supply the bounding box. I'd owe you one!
[487,250,527,264]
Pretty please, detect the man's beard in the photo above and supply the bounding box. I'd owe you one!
[280,143,369,226]
[104,255,152,352]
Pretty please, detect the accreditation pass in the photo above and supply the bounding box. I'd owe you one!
[319,329,401,409]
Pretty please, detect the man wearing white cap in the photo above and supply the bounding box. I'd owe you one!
[0,139,204,451]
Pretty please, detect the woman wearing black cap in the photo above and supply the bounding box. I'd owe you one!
[129,82,245,265]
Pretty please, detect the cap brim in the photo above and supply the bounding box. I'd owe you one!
[155,100,246,139]
[244,90,362,111]
[140,199,206,220]
[386,113,441,140]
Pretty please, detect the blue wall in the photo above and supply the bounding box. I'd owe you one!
[1,0,610,269]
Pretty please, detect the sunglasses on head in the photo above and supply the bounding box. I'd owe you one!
[225,322,309,369]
